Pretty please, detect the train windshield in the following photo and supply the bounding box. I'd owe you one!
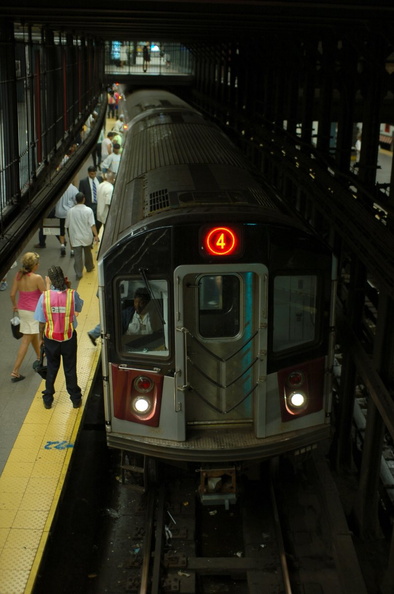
[118,279,169,356]
[273,274,318,352]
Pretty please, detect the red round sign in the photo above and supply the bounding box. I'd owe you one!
[203,226,239,256]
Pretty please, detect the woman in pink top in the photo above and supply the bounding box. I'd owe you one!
[10,252,45,382]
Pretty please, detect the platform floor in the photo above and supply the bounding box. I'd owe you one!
[0,141,104,594]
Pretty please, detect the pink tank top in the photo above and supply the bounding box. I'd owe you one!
[18,289,42,311]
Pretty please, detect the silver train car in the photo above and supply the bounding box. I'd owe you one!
[98,89,336,467]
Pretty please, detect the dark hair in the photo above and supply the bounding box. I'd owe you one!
[75,192,85,203]
[134,287,150,303]
[113,143,121,149]
[48,266,67,290]
[88,166,97,172]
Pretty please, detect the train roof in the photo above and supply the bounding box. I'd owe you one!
[100,90,315,253]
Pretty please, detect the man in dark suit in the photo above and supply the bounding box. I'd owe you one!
[78,166,102,225]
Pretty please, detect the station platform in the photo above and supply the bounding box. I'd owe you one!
[0,153,102,593]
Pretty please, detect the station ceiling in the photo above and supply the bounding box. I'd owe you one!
[2,1,394,43]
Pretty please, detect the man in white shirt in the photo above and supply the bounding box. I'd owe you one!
[65,193,99,280]
[97,172,115,231]
[101,131,115,162]
[100,143,121,175]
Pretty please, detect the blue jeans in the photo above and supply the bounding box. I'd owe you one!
[89,324,101,340]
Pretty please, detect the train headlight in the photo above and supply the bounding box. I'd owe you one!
[133,396,152,414]
[289,391,306,408]
[286,391,308,414]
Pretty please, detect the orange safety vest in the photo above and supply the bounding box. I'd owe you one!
[43,289,75,341]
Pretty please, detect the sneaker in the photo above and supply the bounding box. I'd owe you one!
[0,281,7,291]
[87,332,97,346]
[60,245,66,257]
[70,250,74,257]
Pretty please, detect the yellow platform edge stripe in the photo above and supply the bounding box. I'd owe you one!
[0,269,100,594]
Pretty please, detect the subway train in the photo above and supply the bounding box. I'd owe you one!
[97,89,336,471]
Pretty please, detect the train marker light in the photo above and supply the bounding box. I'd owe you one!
[134,376,154,392]
[287,371,304,388]
[201,225,242,257]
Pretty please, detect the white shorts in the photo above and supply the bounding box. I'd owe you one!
[19,309,39,334]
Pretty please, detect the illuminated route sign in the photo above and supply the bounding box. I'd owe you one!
[201,225,242,257]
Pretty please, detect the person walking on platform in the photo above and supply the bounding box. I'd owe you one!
[34,266,84,409]
[55,183,78,257]
[65,192,99,281]
[112,114,125,136]
[97,172,115,231]
[78,166,102,225]
[10,252,45,382]
[92,127,104,169]
[101,131,115,162]
[100,143,121,176]
[143,43,150,72]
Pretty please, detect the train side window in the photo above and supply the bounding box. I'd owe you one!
[198,275,240,338]
[119,279,169,357]
[273,275,318,352]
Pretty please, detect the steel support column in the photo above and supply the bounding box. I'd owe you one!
[335,259,367,472]
[0,20,20,207]
[353,291,392,540]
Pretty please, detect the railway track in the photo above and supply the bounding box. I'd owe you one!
[125,452,363,593]
[131,463,291,593]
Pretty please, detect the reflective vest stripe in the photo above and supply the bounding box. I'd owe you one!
[43,291,54,338]
[63,289,73,340]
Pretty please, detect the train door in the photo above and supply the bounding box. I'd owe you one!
[174,264,268,437]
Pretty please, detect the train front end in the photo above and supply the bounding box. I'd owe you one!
[99,213,335,466]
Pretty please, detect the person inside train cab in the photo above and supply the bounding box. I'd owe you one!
[121,287,164,348]
[124,288,155,336]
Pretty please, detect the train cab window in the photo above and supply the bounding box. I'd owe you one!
[119,279,169,357]
[273,275,318,352]
[198,275,240,338]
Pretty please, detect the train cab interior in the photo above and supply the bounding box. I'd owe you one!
[118,279,169,355]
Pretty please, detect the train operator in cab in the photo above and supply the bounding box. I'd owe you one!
[121,287,165,351]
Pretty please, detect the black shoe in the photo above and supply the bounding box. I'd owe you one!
[44,401,52,409]
[73,399,82,409]
[60,246,66,257]
[34,243,46,249]
[87,332,97,346]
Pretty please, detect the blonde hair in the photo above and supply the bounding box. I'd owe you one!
[18,252,40,276]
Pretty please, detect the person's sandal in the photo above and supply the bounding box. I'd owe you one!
[11,373,26,382]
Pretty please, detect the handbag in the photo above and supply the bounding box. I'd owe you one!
[10,315,23,339]
[33,343,47,379]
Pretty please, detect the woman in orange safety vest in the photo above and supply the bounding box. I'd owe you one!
[34,266,84,409]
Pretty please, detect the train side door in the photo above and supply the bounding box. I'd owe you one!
[174,264,268,437]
